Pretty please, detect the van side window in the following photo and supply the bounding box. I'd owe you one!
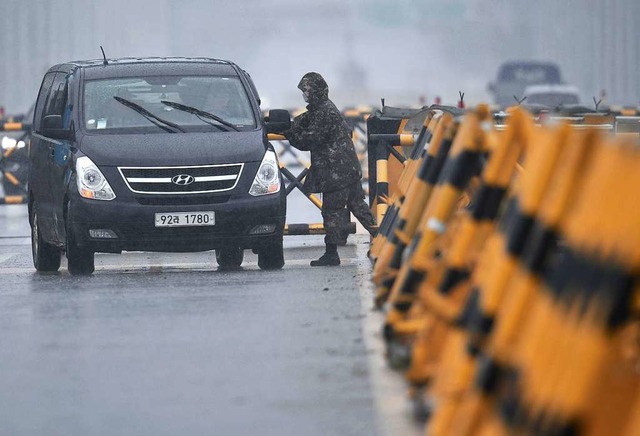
[44,73,69,119]
[33,73,56,131]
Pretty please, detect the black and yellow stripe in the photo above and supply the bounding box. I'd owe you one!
[285,222,356,236]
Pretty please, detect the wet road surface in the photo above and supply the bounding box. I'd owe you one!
[0,191,420,436]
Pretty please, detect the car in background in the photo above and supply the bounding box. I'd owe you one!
[523,84,581,108]
[488,61,564,107]
[29,57,291,275]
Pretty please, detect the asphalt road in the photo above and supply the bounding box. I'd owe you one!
[0,190,421,436]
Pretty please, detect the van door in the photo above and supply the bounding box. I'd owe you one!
[30,72,57,242]
[46,72,75,242]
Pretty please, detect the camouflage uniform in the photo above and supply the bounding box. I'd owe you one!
[284,72,376,245]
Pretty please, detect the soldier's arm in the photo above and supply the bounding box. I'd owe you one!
[284,112,327,151]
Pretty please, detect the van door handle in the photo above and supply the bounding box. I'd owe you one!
[50,149,55,157]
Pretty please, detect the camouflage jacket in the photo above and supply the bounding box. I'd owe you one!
[284,99,362,193]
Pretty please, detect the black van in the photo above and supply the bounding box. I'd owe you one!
[28,57,291,275]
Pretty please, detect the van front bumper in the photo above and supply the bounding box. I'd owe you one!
[67,191,286,253]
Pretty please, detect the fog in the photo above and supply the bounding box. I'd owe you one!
[1,0,638,114]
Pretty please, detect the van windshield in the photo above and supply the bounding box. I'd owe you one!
[83,75,256,133]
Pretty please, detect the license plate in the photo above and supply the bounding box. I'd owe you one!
[154,211,215,227]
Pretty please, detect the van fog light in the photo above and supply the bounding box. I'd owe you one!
[249,224,276,235]
[89,229,118,239]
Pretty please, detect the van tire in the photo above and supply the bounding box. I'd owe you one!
[31,210,61,272]
[216,247,244,269]
[65,220,94,276]
[257,239,284,270]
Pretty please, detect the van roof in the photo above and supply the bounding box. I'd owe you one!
[48,57,240,78]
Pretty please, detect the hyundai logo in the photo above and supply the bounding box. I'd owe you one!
[171,174,195,186]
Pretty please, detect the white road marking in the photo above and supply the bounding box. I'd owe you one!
[355,241,423,436]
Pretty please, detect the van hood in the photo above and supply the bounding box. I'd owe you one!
[78,130,267,167]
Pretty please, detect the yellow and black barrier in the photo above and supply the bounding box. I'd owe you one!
[367,106,465,266]
[0,137,30,203]
[401,108,533,389]
[382,106,491,341]
[372,113,456,302]
[285,222,356,236]
[422,121,570,435]
[465,134,640,436]
[366,106,424,226]
[0,195,27,204]
[368,112,441,263]
[0,121,30,132]
[368,104,640,435]
[370,106,465,292]
[441,127,597,435]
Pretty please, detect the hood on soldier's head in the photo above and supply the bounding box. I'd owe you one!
[297,72,329,105]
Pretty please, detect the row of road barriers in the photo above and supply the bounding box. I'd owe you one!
[367,104,640,435]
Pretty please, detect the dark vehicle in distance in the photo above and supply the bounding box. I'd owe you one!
[488,60,564,107]
[29,57,291,275]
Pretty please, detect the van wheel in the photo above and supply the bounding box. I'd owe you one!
[258,239,284,270]
[216,247,244,269]
[66,222,94,276]
[31,210,61,272]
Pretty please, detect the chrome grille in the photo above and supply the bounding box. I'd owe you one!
[119,164,243,194]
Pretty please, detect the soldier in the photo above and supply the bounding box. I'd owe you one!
[284,72,376,266]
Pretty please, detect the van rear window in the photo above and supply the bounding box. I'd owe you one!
[83,75,256,133]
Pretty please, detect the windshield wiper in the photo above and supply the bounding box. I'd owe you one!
[160,100,239,132]
[113,96,185,133]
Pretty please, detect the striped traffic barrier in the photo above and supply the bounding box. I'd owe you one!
[0,121,30,132]
[493,134,640,435]
[0,138,30,201]
[372,114,455,303]
[366,106,423,234]
[368,112,441,262]
[446,126,596,435]
[382,106,491,341]
[0,195,27,204]
[367,107,460,263]
[285,222,356,236]
[424,121,569,435]
[402,108,533,389]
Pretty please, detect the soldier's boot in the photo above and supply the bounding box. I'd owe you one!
[310,243,341,267]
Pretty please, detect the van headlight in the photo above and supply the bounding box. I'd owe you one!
[249,150,281,196]
[76,156,116,200]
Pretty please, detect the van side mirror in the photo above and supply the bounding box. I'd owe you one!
[41,115,74,141]
[265,109,291,134]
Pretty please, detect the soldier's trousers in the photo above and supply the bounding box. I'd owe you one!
[322,181,376,245]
